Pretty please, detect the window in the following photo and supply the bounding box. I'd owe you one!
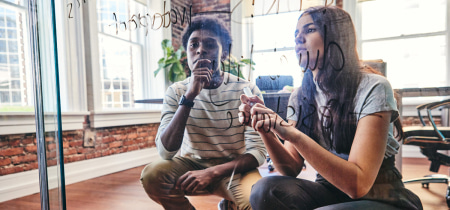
[0,0,33,112]
[243,0,335,88]
[97,0,147,109]
[359,0,448,89]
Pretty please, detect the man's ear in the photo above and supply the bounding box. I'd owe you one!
[221,51,228,61]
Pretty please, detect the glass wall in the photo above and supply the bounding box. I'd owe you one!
[0,0,449,209]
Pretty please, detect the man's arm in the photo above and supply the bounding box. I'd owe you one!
[159,102,193,151]
[159,60,212,152]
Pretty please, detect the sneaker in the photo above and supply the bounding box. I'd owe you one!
[218,199,238,210]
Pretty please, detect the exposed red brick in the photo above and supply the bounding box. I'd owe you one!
[9,139,21,147]
[128,133,138,139]
[64,148,77,156]
[68,154,85,162]
[0,158,11,166]
[25,145,37,153]
[101,150,112,156]
[102,136,115,143]
[109,141,123,148]
[11,154,37,164]
[0,167,15,175]
[139,132,149,138]
[69,140,83,147]
[127,145,139,151]
[47,143,56,151]
[22,137,34,145]
[47,151,57,159]
[47,159,57,167]
[0,141,8,147]
[45,136,55,142]
[0,147,24,157]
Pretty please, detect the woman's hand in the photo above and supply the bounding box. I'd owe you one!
[250,103,295,140]
[238,94,264,126]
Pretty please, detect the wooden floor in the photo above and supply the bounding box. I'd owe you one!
[0,158,449,210]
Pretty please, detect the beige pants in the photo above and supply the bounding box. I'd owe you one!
[140,156,261,210]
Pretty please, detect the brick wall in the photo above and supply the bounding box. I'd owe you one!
[0,123,159,176]
[171,0,231,50]
[171,0,193,50]
[402,116,441,127]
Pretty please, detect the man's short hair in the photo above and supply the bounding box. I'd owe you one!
[182,16,232,54]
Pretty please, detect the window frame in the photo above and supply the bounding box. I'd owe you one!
[0,0,169,134]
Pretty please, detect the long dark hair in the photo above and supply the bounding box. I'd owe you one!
[296,6,403,154]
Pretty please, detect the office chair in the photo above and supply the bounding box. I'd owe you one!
[403,98,450,207]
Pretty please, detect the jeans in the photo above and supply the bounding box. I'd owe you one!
[250,176,403,210]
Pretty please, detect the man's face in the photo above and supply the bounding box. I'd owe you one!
[186,29,224,72]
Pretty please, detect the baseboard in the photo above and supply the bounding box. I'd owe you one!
[0,147,159,203]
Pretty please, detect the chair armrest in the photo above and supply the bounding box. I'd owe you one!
[425,99,450,142]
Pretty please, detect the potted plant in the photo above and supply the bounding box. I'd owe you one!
[154,39,188,83]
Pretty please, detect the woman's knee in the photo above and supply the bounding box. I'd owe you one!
[250,177,284,206]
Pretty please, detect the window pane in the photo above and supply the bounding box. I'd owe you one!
[0,14,4,27]
[113,81,120,89]
[361,0,446,40]
[0,40,6,52]
[253,12,300,51]
[362,36,446,88]
[8,40,18,53]
[10,65,19,78]
[6,11,16,27]
[0,3,31,111]
[122,91,129,102]
[0,91,10,103]
[9,54,18,64]
[104,81,111,89]
[11,80,20,89]
[11,91,20,102]
[122,81,129,90]
[0,79,9,89]
[0,54,6,63]
[252,50,303,87]
[7,29,16,39]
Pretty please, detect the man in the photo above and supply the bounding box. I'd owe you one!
[140,16,266,210]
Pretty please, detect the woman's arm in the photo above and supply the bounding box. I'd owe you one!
[250,104,391,199]
[259,123,305,177]
[238,96,304,177]
[286,111,391,199]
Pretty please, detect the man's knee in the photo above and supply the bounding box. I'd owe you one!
[140,159,176,193]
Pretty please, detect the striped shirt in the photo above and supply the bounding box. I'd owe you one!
[155,72,267,166]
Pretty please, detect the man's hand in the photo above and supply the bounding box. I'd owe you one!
[175,168,217,193]
[185,59,212,100]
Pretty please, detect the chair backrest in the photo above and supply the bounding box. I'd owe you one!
[403,99,450,172]
[256,75,293,92]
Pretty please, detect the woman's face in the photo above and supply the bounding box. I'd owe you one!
[294,14,324,71]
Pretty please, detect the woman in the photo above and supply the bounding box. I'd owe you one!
[238,6,423,210]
